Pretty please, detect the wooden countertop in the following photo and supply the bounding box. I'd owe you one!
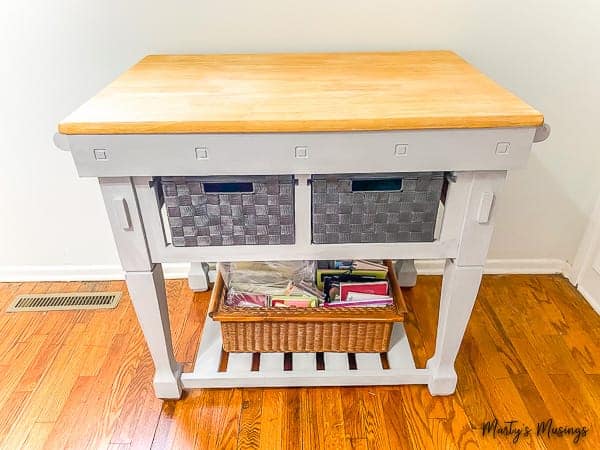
[58,51,543,135]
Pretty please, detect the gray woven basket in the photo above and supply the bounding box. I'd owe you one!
[160,176,295,247]
[311,172,444,244]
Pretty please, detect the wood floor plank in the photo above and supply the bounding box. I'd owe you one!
[149,401,177,450]
[175,290,209,368]
[166,388,243,449]
[21,421,55,450]
[401,280,439,363]
[340,388,365,441]
[454,341,496,428]
[471,284,527,377]
[360,388,394,450]
[562,328,600,374]
[427,418,478,450]
[257,388,285,448]
[109,354,163,449]
[341,387,392,450]
[16,322,80,394]
[281,389,301,450]
[108,444,132,450]
[304,387,347,450]
[548,373,600,437]
[540,276,598,332]
[62,331,146,450]
[378,389,413,450]
[37,323,98,423]
[0,322,88,449]
[237,389,263,449]
[205,389,242,450]
[2,282,54,346]
[0,282,42,356]
[0,390,30,443]
[508,336,584,438]
[397,387,438,449]
[510,373,553,425]
[0,334,47,405]
[0,282,21,310]
[42,375,97,449]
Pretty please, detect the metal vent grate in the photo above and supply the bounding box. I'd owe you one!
[7,292,122,312]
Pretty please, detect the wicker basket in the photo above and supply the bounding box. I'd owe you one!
[208,261,407,353]
[159,175,295,247]
[311,172,444,244]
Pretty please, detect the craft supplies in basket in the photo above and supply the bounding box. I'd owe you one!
[209,260,407,353]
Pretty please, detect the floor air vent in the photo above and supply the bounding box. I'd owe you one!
[7,292,122,312]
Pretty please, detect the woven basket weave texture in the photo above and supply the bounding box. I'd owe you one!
[209,260,406,353]
[161,176,295,247]
[220,321,393,353]
[311,172,444,244]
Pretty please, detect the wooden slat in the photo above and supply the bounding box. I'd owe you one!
[186,316,223,377]
[259,353,284,373]
[292,353,316,372]
[354,353,383,371]
[58,52,543,135]
[227,353,253,373]
[386,322,417,369]
[324,353,349,371]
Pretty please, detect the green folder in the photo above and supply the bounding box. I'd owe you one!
[315,269,388,290]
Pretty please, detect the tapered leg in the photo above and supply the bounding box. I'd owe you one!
[426,260,483,395]
[99,177,182,399]
[188,262,210,292]
[126,264,182,399]
[426,170,507,395]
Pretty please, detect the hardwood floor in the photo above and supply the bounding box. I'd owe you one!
[0,275,598,449]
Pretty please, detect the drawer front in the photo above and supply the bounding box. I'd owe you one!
[160,176,295,247]
[311,172,444,244]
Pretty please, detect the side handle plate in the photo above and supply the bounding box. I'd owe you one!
[114,198,132,230]
[53,133,70,152]
[533,123,551,143]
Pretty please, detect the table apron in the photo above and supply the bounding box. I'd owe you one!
[64,127,535,177]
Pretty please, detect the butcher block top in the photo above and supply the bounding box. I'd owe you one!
[58,51,543,135]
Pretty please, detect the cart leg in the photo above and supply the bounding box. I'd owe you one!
[426,170,506,395]
[395,259,417,287]
[188,262,210,292]
[426,261,483,395]
[126,264,182,399]
[99,177,182,399]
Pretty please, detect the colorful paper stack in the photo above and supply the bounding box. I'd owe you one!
[223,260,393,309]
[320,260,393,308]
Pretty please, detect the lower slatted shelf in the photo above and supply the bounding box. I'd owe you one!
[180,315,430,389]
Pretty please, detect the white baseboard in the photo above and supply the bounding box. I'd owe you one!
[0,258,571,283]
[415,258,571,276]
[0,263,191,282]
[577,285,600,315]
